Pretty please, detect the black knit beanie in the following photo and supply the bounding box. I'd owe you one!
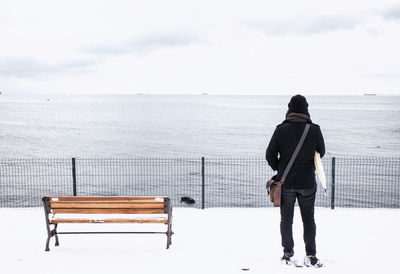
[286,94,310,117]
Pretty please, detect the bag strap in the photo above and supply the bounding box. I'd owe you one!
[281,124,310,183]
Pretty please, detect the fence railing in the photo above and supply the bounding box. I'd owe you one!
[0,157,399,208]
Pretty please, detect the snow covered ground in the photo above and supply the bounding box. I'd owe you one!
[1,207,399,274]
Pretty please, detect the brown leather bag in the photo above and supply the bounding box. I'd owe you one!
[266,176,283,207]
[266,124,310,207]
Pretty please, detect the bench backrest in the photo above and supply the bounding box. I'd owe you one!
[43,196,170,215]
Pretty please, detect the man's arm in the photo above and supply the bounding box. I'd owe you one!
[266,129,279,171]
[316,126,325,158]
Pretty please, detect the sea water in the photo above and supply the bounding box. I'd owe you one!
[1,94,399,157]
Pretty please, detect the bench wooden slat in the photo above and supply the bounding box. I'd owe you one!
[51,208,165,214]
[49,201,165,209]
[50,200,166,203]
[47,196,166,202]
[51,218,168,224]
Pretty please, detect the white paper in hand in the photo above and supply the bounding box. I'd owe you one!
[314,152,328,196]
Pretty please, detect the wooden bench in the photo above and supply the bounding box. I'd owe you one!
[42,196,173,251]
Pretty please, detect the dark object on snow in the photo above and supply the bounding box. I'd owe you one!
[180,196,195,204]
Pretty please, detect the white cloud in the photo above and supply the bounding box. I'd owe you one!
[82,32,202,56]
[248,15,363,36]
[381,4,400,20]
[0,0,399,95]
[0,58,97,78]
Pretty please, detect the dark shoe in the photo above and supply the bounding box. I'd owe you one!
[281,254,292,265]
[304,255,323,268]
[281,255,302,267]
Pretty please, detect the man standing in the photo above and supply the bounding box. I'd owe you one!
[266,95,325,267]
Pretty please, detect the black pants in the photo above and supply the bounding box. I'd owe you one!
[280,187,316,257]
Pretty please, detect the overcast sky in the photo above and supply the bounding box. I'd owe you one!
[1,0,400,95]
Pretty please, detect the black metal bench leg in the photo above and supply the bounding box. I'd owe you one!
[54,224,60,246]
[45,225,59,251]
[166,223,173,249]
[45,234,51,251]
[43,197,54,252]
[165,198,173,249]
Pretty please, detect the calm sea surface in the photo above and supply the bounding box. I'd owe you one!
[0,94,399,158]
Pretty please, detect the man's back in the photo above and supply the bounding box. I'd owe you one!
[266,121,325,189]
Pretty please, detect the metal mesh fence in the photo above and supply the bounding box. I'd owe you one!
[0,157,399,208]
[75,158,202,208]
[333,157,400,208]
[0,158,72,207]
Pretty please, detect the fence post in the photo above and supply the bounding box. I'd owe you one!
[201,157,205,209]
[331,157,336,209]
[72,158,77,196]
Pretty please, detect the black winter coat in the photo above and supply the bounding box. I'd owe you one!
[266,118,325,190]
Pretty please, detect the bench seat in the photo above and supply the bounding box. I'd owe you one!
[51,218,168,224]
[42,196,173,251]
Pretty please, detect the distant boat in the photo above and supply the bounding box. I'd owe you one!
[201,93,208,96]
[364,93,376,96]
[137,93,144,95]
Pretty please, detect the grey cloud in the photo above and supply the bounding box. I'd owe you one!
[367,72,400,78]
[82,33,200,56]
[249,15,362,36]
[381,5,400,20]
[0,58,97,78]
